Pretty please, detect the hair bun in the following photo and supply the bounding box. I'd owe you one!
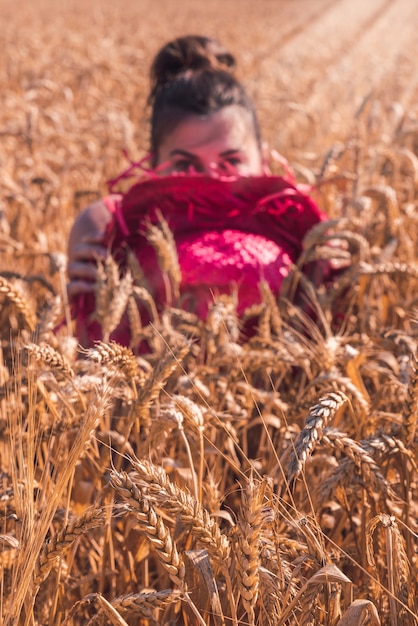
[150,35,236,99]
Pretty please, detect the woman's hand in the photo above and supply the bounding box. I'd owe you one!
[67,199,113,299]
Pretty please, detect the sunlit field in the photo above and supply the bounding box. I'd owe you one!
[1,0,418,624]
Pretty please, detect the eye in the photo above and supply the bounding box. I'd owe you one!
[172,159,195,173]
[226,157,242,165]
[219,157,242,173]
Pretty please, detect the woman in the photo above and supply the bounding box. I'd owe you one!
[68,35,327,346]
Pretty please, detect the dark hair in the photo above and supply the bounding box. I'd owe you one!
[148,35,261,161]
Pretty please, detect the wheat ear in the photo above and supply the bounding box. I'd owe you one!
[402,353,418,446]
[94,256,133,341]
[258,566,281,625]
[34,507,104,585]
[0,275,36,331]
[112,589,181,614]
[288,391,349,483]
[86,589,182,626]
[25,341,74,378]
[367,514,415,624]
[321,428,391,498]
[234,476,271,622]
[126,294,143,348]
[110,464,230,567]
[145,212,180,304]
[110,474,184,586]
[129,460,230,563]
[135,343,190,417]
[84,340,144,394]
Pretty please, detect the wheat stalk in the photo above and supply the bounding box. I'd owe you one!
[4,379,114,626]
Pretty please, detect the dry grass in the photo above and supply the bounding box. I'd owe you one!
[1,0,418,624]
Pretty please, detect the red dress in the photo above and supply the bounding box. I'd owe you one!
[73,173,327,347]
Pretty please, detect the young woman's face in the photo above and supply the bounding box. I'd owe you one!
[157,105,263,176]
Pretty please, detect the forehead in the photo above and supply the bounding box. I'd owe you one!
[160,105,258,153]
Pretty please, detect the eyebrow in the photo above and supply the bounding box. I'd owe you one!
[169,149,198,159]
[219,149,242,157]
[169,148,242,158]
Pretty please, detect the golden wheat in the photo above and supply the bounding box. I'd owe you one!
[2,1,418,623]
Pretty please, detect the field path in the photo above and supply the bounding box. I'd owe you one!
[249,0,418,149]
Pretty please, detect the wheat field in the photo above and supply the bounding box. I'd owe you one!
[1,0,418,624]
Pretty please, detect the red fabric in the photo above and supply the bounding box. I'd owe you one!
[109,173,325,260]
[73,173,327,347]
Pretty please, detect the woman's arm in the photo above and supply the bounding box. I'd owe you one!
[67,199,113,298]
